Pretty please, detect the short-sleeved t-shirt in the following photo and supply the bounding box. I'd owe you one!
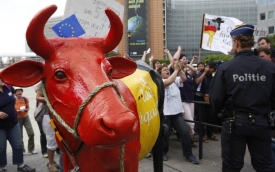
[15,97,29,118]
[0,85,18,130]
[195,72,213,94]
[163,77,184,115]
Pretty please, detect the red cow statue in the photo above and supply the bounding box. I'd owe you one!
[0,5,164,172]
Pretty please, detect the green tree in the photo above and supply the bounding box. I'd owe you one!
[105,51,121,57]
[202,54,233,63]
[267,34,275,48]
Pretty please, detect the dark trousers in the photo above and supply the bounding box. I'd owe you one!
[194,95,214,137]
[221,116,274,172]
[163,113,192,157]
[37,121,47,155]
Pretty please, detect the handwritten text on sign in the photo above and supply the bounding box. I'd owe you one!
[64,0,124,38]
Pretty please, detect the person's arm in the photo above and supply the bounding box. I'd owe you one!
[189,55,197,66]
[163,63,180,87]
[195,66,209,85]
[178,69,187,83]
[186,64,197,77]
[164,48,173,67]
[36,90,45,103]
[168,46,182,69]
[141,51,147,62]
[149,55,154,69]
[173,46,182,60]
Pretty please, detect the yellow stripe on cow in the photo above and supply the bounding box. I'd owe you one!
[121,69,160,160]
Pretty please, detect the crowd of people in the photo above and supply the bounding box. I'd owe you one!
[140,33,275,170]
[1,29,275,171]
[0,82,63,172]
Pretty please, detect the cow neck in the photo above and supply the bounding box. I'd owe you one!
[41,82,126,172]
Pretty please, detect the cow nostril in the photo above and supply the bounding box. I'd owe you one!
[99,118,115,136]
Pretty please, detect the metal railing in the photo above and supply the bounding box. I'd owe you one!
[183,100,222,160]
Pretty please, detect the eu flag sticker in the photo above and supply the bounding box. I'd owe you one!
[52,14,85,38]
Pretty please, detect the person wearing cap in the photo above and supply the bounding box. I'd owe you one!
[209,24,275,171]
[0,79,35,172]
[14,87,37,155]
[194,61,218,143]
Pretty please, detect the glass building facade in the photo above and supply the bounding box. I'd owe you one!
[165,0,257,59]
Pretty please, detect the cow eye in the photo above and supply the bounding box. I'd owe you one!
[55,71,67,79]
[107,69,112,76]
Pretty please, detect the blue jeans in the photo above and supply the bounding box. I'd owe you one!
[59,151,64,172]
[163,113,192,157]
[0,123,24,166]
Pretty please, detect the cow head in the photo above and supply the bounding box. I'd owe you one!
[0,5,139,147]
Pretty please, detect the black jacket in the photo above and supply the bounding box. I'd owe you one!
[209,50,275,115]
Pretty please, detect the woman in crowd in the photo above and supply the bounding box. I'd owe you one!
[14,87,37,155]
[157,63,199,164]
[178,55,198,145]
[0,79,35,172]
[36,82,60,172]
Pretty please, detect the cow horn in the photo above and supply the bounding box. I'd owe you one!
[26,5,56,59]
[103,8,123,54]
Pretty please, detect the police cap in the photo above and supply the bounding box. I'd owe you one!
[230,24,254,37]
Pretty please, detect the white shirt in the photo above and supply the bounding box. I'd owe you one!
[163,77,184,115]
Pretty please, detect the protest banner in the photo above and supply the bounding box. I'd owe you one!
[64,0,124,38]
[200,14,244,54]
[253,25,268,43]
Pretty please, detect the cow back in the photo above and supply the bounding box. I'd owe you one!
[120,60,163,160]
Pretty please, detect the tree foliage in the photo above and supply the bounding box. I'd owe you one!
[202,54,233,63]
[267,34,275,48]
[106,51,121,57]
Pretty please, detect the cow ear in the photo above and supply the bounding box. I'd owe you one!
[107,56,137,79]
[0,60,44,87]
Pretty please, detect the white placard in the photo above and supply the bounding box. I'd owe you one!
[253,25,268,43]
[64,0,124,38]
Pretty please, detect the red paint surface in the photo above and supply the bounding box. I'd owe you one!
[0,5,143,172]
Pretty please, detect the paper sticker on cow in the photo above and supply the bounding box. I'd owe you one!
[0,5,164,172]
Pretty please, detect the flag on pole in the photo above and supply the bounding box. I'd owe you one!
[52,14,85,38]
[200,14,244,54]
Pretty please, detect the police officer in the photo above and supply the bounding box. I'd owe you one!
[209,24,275,172]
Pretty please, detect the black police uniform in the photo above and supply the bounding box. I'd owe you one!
[209,50,275,172]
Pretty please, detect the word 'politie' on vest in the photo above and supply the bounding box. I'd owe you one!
[233,73,266,82]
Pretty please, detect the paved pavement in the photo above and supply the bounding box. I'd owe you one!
[6,86,255,172]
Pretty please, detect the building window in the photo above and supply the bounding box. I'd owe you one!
[259,0,266,5]
[269,26,275,34]
[268,0,275,4]
[260,13,266,20]
[268,11,274,19]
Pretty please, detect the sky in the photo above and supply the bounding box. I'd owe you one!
[0,0,67,54]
